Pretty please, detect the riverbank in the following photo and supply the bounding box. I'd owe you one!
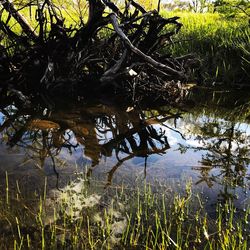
[162,11,250,86]
[1,5,249,93]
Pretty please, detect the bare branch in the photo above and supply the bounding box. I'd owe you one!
[0,0,38,41]
[109,13,185,80]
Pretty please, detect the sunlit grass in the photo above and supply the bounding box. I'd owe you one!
[0,172,249,249]
[1,2,249,85]
[161,11,250,84]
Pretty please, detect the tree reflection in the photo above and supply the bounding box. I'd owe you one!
[178,118,250,202]
[2,96,250,200]
[0,103,179,187]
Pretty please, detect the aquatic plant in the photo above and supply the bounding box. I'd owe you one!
[0,172,249,249]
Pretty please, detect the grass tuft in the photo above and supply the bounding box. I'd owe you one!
[0,173,249,249]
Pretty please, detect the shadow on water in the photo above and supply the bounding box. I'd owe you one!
[0,87,250,205]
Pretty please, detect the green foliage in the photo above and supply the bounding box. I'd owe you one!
[214,0,250,18]
[162,11,250,85]
[136,0,159,10]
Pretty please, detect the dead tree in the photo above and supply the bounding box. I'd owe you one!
[0,0,198,102]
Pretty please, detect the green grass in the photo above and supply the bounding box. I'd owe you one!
[1,3,249,85]
[161,11,250,85]
[0,172,249,249]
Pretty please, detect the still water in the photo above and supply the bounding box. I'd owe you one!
[0,88,250,209]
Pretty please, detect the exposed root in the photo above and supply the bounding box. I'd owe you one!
[0,0,199,104]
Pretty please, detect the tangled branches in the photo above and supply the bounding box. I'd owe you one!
[0,0,198,103]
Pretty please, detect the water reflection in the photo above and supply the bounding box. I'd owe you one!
[0,90,250,205]
[177,118,250,202]
[0,103,182,188]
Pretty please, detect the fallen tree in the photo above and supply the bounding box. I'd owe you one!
[0,0,199,104]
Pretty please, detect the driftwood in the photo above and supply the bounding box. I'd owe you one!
[0,0,198,103]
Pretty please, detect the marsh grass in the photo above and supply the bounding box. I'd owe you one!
[161,11,250,85]
[0,172,249,249]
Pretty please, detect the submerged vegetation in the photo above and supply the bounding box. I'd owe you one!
[0,175,249,250]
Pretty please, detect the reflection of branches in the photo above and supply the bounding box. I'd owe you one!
[48,148,62,192]
[105,154,133,188]
[192,166,215,188]
[84,108,173,185]
[162,123,185,140]
[0,103,180,187]
[2,111,77,169]
[104,138,170,187]
[178,120,250,203]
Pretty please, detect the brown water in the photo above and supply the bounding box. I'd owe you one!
[0,88,250,209]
